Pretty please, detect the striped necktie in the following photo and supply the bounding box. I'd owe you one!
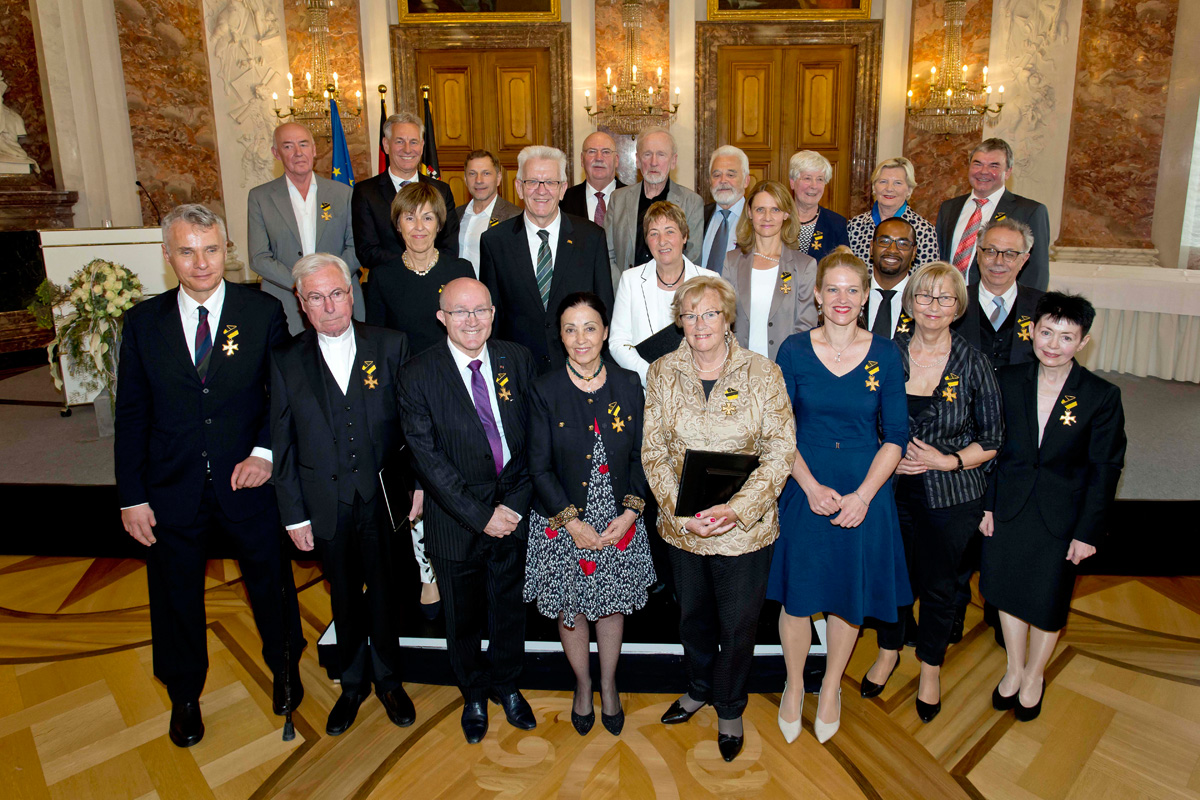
[195,306,212,382]
[535,229,553,308]
[952,198,987,274]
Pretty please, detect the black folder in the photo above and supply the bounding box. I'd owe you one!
[675,449,760,518]
[378,445,414,534]
[634,324,683,363]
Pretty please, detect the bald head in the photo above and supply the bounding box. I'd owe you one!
[581,131,618,189]
[272,123,315,184]
[438,278,495,357]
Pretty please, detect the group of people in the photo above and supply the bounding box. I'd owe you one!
[115,118,1124,765]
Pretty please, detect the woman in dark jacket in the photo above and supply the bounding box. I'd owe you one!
[524,292,654,738]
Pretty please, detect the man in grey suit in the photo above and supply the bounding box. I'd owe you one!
[603,127,704,288]
[455,149,522,277]
[248,122,363,334]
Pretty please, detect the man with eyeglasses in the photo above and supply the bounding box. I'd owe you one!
[269,252,416,737]
[561,131,625,223]
[865,217,919,339]
[397,277,537,744]
[479,145,613,374]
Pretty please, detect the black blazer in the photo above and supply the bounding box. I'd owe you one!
[862,294,914,340]
[952,276,1044,367]
[397,339,536,560]
[561,178,625,220]
[478,212,614,374]
[269,324,410,540]
[985,360,1126,545]
[351,171,460,270]
[935,190,1050,291]
[528,363,648,523]
[114,283,287,525]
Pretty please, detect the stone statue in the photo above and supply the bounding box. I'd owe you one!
[0,71,37,174]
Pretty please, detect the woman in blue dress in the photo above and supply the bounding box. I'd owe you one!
[769,247,911,745]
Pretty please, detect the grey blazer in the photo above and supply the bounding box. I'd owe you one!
[603,180,704,289]
[454,195,522,224]
[247,175,363,335]
[724,246,819,361]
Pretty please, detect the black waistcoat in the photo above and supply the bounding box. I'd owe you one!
[321,359,379,504]
[978,302,1016,369]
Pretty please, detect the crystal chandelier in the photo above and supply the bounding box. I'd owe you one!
[906,0,1003,135]
[583,0,680,135]
[270,0,362,139]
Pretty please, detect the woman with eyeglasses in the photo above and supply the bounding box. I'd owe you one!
[642,274,795,762]
[846,157,939,268]
[859,262,1003,724]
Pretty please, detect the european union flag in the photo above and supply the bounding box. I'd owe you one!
[330,98,354,187]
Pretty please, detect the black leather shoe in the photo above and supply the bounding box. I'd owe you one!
[860,660,898,699]
[273,668,304,716]
[490,690,536,730]
[992,683,1018,711]
[326,691,366,736]
[419,600,442,621]
[915,697,942,723]
[602,708,625,735]
[169,700,204,748]
[660,697,705,724]
[717,733,744,762]
[378,686,416,727]
[948,604,968,644]
[1014,682,1044,722]
[462,700,488,743]
[571,708,595,735]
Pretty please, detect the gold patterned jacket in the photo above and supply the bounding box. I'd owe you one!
[642,338,796,556]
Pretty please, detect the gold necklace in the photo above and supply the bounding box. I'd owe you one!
[402,248,439,275]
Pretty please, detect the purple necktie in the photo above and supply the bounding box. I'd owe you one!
[195,306,212,382]
[594,191,607,227]
[468,359,505,475]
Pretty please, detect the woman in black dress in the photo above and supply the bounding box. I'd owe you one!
[981,292,1126,721]
[524,292,654,737]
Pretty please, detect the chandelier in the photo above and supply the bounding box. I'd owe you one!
[583,0,680,135]
[906,0,1003,135]
[271,0,362,138]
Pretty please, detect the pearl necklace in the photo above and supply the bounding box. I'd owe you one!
[753,251,781,263]
[908,344,950,369]
[693,342,730,375]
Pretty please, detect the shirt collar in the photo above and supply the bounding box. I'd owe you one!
[978,279,1019,309]
[971,185,1007,206]
[871,273,909,295]
[524,209,561,236]
[285,173,315,198]
[717,196,745,218]
[388,168,418,191]
[317,322,355,347]
[177,279,226,319]
[447,337,489,371]
[589,179,617,196]
[463,194,499,219]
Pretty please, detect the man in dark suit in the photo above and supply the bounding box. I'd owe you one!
[115,204,303,748]
[864,217,918,339]
[700,145,751,274]
[351,111,460,274]
[455,149,522,277]
[561,130,624,224]
[270,252,416,737]
[397,277,537,744]
[935,138,1050,291]
[479,145,613,375]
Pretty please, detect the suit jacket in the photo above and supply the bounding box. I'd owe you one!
[604,181,704,288]
[114,283,287,526]
[453,195,522,225]
[269,324,410,540]
[863,292,914,340]
[478,212,614,374]
[935,190,1051,291]
[351,171,460,270]
[561,178,625,220]
[724,247,819,361]
[951,276,1044,366]
[803,206,851,262]
[397,339,536,561]
[985,360,1126,545]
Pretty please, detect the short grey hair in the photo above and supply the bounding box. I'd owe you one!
[708,145,749,177]
[293,253,352,293]
[788,150,832,182]
[383,111,424,140]
[982,216,1034,253]
[516,145,568,182]
[162,204,227,247]
[635,126,675,155]
[971,138,1014,170]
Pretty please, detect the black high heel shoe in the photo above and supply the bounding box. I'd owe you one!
[661,697,705,724]
[915,676,941,723]
[602,707,624,735]
[992,682,1018,711]
[718,733,744,761]
[571,688,595,735]
[1014,681,1044,722]
[860,658,899,698]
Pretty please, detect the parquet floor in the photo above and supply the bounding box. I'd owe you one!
[1,555,1198,799]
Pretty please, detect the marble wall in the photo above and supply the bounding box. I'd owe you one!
[0,0,54,183]
[1058,0,1179,249]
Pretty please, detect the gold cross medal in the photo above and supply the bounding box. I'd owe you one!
[361,360,378,389]
[609,401,625,431]
[221,324,239,356]
[1017,315,1033,342]
[941,373,960,402]
[812,231,823,251]
[722,387,739,416]
[896,314,912,334]
[496,372,512,401]
[320,202,331,221]
[780,272,793,294]
[1059,395,1078,426]
[865,361,880,391]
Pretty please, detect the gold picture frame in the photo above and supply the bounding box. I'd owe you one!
[706,0,871,21]
[397,0,561,24]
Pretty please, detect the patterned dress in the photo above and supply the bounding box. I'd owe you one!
[524,419,655,626]
[847,205,940,269]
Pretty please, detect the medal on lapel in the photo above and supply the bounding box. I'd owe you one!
[496,371,512,401]
[320,202,332,221]
[722,387,739,416]
[780,272,793,295]
[812,231,824,251]
[489,217,501,227]
[221,324,239,356]
[361,360,378,389]
[896,313,912,335]
[865,360,880,391]
[1017,315,1033,341]
[995,212,1007,222]
[608,401,625,432]
[941,373,960,402]
[1059,395,1078,426]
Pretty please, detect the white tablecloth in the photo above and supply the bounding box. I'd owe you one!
[1049,262,1200,383]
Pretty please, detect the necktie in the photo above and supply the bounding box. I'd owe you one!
[594,191,607,227]
[535,229,553,308]
[468,359,505,475]
[194,306,212,382]
[989,296,1008,329]
[707,209,730,275]
[952,198,988,274]
[871,289,896,338]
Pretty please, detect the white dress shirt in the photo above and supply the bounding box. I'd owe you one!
[867,273,910,333]
[446,339,512,469]
[978,280,1019,326]
[459,194,498,277]
[523,211,561,277]
[388,169,418,193]
[584,179,618,222]
[285,175,317,256]
[950,185,1006,282]
[748,265,779,356]
[700,196,744,271]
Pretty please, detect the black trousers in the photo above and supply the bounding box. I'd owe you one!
[668,543,773,720]
[147,478,303,704]
[314,491,403,694]
[430,533,527,703]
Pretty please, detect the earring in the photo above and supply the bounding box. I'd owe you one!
[724,329,733,344]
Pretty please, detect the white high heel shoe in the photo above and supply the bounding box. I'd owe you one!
[813,687,842,744]
[777,681,803,743]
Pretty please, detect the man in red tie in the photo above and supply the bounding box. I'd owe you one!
[561,131,624,226]
[934,138,1050,291]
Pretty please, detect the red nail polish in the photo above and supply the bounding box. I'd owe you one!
[710,517,716,522]
[695,513,702,518]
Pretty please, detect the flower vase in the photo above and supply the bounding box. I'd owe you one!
[93,388,114,438]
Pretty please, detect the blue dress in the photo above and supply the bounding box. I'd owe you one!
[767,331,912,624]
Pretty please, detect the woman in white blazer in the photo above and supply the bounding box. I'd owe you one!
[610,201,720,385]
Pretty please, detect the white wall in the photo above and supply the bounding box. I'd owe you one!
[875,0,911,163]
[359,0,396,178]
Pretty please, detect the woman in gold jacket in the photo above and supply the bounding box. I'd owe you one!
[642,274,796,762]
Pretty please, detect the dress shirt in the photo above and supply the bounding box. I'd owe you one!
[700,196,744,271]
[867,274,910,333]
[585,179,618,222]
[446,339,512,470]
[522,211,561,278]
[748,265,778,356]
[388,168,418,193]
[285,174,317,256]
[977,280,1019,324]
[459,194,498,277]
[950,185,1005,282]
